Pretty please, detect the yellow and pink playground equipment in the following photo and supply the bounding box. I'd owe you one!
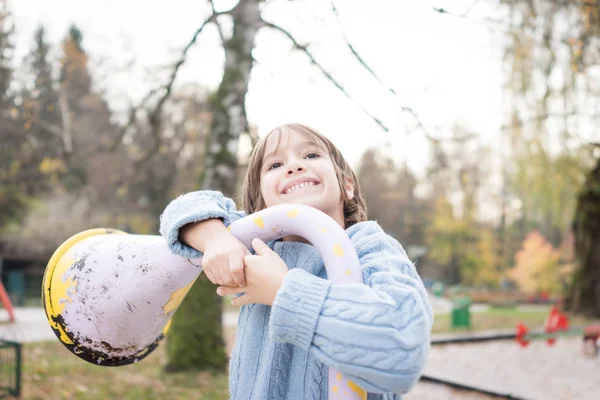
[42,203,368,400]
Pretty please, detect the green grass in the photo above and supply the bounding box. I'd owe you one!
[432,306,600,334]
[14,341,229,400]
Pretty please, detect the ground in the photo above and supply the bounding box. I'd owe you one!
[2,300,600,399]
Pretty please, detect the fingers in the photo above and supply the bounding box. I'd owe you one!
[217,286,246,296]
[229,255,246,287]
[216,265,229,286]
[217,285,250,307]
[231,294,251,307]
[203,265,218,284]
[203,259,240,286]
[251,238,270,256]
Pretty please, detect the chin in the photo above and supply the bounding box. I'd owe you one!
[280,195,324,210]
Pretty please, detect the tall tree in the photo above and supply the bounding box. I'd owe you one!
[356,149,426,251]
[59,24,115,190]
[566,153,600,316]
[29,26,61,140]
[0,1,53,231]
[60,25,91,111]
[356,149,393,221]
[422,127,500,285]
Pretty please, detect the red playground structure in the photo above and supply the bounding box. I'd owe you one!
[0,281,15,322]
[516,306,600,356]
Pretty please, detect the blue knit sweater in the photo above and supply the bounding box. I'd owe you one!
[159,191,433,400]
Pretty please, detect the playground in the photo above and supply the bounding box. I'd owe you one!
[2,294,600,399]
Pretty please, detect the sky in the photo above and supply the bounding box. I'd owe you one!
[11,0,506,175]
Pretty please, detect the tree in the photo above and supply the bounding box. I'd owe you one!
[28,26,61,142]
[507,231,561,294]
[565,155,600,316]
[18,25,67,190]
[356,149,393,221]
[60,25,91,111]
[356,149,427,253]
[0,0,34,231]
[389,164,427,249]
[420,125,502,286]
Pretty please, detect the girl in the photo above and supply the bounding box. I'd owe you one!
[159,123,433,399]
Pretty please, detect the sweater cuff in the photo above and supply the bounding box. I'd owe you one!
[164,209,231,259]
[269,269,331,351]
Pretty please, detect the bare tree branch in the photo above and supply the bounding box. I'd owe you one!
[110,88,158,151]
[210,0,227,43]
[500,111,600,131]
[429,0,510,29]
[148,12,221,128]
[330,0,396,96]
[132,11,222,165]
[263,21,390,132]
[273,6,442,142]
[32,118,64,140]
[430,0,482,18]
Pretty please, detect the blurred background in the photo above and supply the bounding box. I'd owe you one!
[0,0,599,399]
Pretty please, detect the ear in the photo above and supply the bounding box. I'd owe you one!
[343,177,355,200]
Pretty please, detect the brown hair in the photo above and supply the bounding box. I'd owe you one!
[241,123,368,228]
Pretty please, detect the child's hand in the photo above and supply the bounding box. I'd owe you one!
[201,230,250,287]
[217,238,288,306]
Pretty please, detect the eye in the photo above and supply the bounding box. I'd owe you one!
[267,161,282,170]
[305,152,320,159]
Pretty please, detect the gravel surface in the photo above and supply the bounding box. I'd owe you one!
[409,337,600,400]
[407,381,500,400]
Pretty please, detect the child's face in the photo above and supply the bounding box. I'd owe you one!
[260,129,352,227]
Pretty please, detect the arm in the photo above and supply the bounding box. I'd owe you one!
[268,229,433,394]
[159,190,246,258]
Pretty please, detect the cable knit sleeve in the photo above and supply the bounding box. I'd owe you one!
[158,190,246,258]
[268,224,433,394]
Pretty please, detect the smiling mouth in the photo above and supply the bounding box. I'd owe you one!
[282,182,320,195]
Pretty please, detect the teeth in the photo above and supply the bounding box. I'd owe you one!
[285,182,317,194]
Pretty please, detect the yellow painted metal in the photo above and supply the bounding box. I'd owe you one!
[42,228,127,345]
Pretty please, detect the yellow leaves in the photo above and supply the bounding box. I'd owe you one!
[62,40,89,70]
[39,157,66,175]
[426,196,501,287]
[116,186,128,197]
[8,160,21,177]
[507,231,561,294]
[472,229,501,286]
[581,0,599,35]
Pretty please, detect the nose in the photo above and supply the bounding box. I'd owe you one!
[287,166,304,175]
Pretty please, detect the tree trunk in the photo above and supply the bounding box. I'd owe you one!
[201,0,261,195]
[565,157,600,317]
[165,0,262,372]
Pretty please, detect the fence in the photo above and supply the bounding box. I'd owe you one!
[0,339,21,399]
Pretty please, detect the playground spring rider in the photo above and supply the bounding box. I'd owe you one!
[42,204,367,400]
[515,306,600,356]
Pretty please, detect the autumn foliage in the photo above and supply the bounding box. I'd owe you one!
[507,231,562,294]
